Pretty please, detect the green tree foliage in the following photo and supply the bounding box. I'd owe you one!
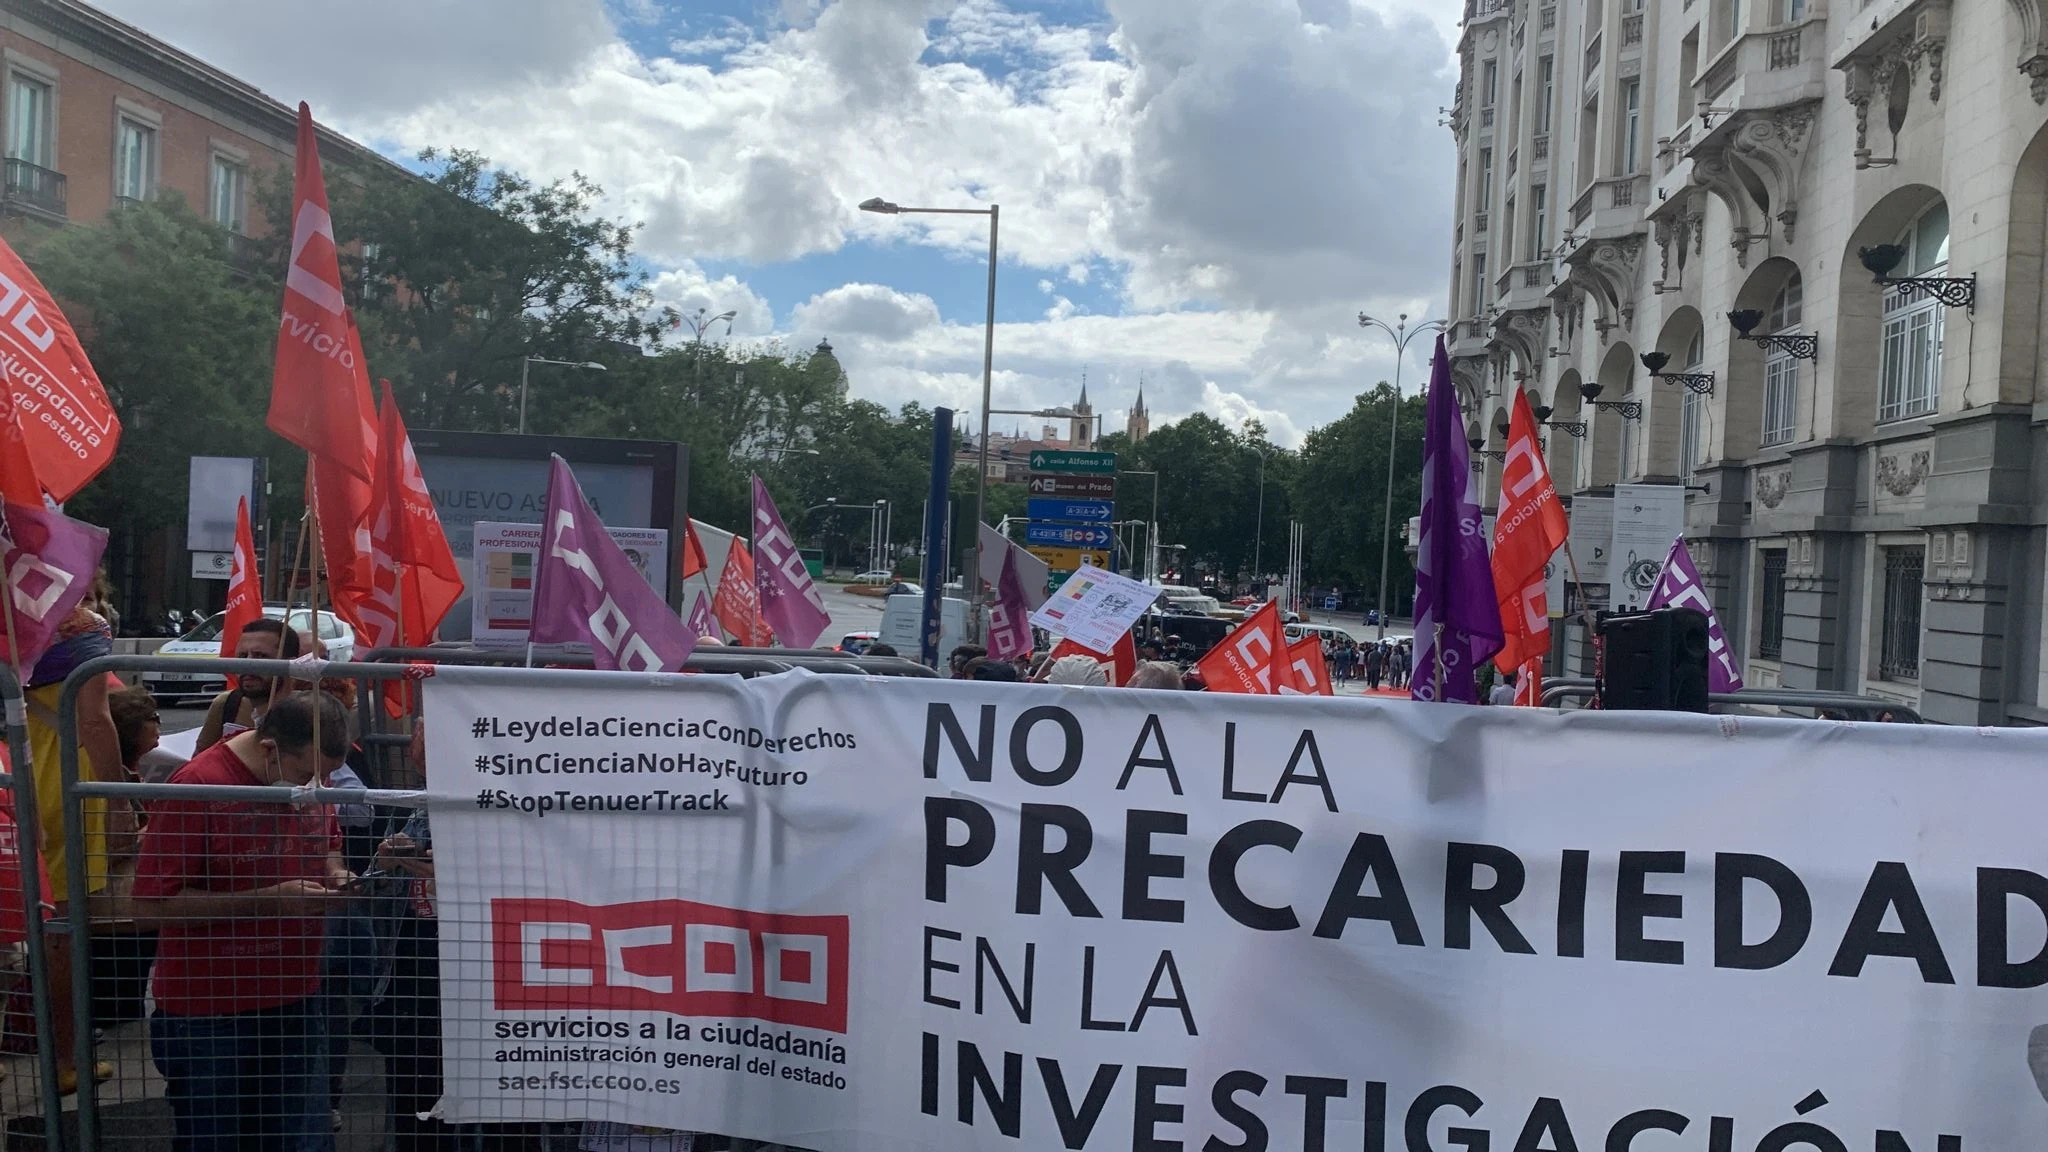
[1287,384,1427,611]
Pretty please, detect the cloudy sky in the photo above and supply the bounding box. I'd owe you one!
[104,0,1459,446]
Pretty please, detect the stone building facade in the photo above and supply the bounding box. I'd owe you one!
[1447,0,2048,725]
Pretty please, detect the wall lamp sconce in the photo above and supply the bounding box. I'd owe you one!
[1638,350,1716,395]
[1578,379,1643,421]
[1727,309,1818,359]
[1468,419,1508,462]
[1856,244,1976,312]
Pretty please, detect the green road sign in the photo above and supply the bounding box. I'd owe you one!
[1028,449,1117,474]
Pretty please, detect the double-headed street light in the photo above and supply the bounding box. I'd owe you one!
[861,195,999,633]
[1356,312,1446,641]
[519,355,607,435]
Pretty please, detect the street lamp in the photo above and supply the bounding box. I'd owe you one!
[681,306,737,342]
[519,356,607,435]
[1119,470,1160,582]
[1250,446,1272,591]
[1356,312,1447,641]
[862,194,999,633]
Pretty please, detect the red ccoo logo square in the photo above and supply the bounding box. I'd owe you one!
[491,897,851,1033]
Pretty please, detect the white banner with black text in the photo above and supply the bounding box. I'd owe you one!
[424,666,2048,1150]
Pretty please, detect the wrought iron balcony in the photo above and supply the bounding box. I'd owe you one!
[3,158,66,219]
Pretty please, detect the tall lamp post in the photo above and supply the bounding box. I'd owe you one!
[1119,469,1160,582]
[861,195,999,633]
[519,356,607,435]
[1355,312,1446,641]
[682,306,736,402]
[1251,446,1271,592]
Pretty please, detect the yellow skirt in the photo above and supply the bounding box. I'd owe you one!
[26,684,107,906]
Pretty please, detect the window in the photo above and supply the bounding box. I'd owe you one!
[1577,99,1598,193]
[1878,545,1924,680]
[114,117,155,202]
[1878,204,1948,422]
[1537,57,1554,134]
[1782,0,1805,20]
[1619,79,1641,174]
[1478,148,1493,206]
[1681,332,1704,482]
[1762,275,1801,445]
[1482,61,1499,107]
[1757,550,1787,661]
[1472,254,1487,306]
[1530,185,1548,260]
[7,74,51,166]
[1726,0,1743,40]
[210,155,246,232]
[1501,195,1516,274]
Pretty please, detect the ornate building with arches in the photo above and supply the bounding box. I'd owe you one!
[1448,0,2048,725]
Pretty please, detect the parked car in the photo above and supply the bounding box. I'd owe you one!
[837,631,881,654]
[886,581,924,598]
[139,606,356,705]
[852,570,894,585]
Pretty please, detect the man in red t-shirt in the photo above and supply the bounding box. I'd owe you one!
[132,689,351,1151]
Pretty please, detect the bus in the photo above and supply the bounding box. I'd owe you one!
[799,547,826,580]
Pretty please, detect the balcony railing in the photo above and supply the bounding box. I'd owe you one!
[3,158,66,219]
[1481,106,1495,127]
[1524,265,1545,288]
[1767,29,1801,69]
[1475,212,1490,234]
[1622,13,1643,46]
[1532,134,1550,161]
[1571,184,1594,226]
[223,230,260,271]
[1609,179,1635,207]
[1541,6,1555,31]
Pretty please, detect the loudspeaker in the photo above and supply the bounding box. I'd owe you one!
[1601,607,1710,712]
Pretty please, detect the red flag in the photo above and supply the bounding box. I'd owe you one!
[268,103,373,478]
[1193,601,1287,694]
[711,541,774,647]
[1512,657,1543,706]
[307,316,381,636]
[0,392,40,507]
[1048,633,1136,686]
[363,383,462,714]
[219,498,261,659]
[0,236,118,503]
[1280,635,1333,696]
[679,521,709,581]
[1491,390,1569,673]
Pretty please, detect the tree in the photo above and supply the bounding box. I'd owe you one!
[1288,383,1427,611]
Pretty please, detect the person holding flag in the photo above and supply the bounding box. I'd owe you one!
[1490,388,1570,703]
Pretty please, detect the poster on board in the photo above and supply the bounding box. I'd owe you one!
[1610,484,1686,612]
[470,520,669,646]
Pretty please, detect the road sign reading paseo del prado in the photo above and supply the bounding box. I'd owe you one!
[1026,447,1118,589]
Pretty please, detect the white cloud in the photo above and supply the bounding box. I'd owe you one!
[95,0,1459,436]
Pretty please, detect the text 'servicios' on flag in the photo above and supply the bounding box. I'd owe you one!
[749,476,832,650]
[529,455,697,672]
[0,401,105,669]
[712,540,774,648]
[268,103,373,480]
[1194,600,1288,694]
[0,237,119,502]
[1491,388,1569,673]
[986,547,1033,663]
[219,497,260,659]
[1648,536,1746,692]
[1411,336,1503,702]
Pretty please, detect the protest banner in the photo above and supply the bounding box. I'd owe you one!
[427,670,2048,1150]
[1028,563,1154,652]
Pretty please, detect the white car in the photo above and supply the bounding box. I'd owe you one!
[852,570,895,585]
[140,607,356,705]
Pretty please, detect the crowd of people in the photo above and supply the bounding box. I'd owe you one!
[1322,637,1413,691]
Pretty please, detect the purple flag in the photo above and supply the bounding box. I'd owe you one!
[530,455,697,672]
[1647,536,1745,693]
[685,594,719,642]
[750,476,831,649]
[987,546,1033,662]
[1412,336,1503,703]
[0,499,108,670]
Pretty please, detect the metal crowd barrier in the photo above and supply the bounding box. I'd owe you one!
[0,661,64,1147]
[33,651,896,1148]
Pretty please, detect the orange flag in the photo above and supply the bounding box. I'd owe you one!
[712,541,774,647]
[1048,633,1136,687]
[363,383,463,713]
[679,521,709,581]
[1491,389,1569,673]
[1280,635,1333,696]
[219,498,261,658]
[1193,601,1288,694]
[268,103,373,479]
[0,236,119,502]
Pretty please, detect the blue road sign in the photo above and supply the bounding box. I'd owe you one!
[1027,498,1113,523]
[1025,522,1113,548]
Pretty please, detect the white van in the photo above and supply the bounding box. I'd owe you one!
[1151,584,1222,615]
[878,594,971,666]
[1284,622,1355,647]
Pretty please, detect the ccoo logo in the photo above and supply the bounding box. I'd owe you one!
[492,897,850,1033]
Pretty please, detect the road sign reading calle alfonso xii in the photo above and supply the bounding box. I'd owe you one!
[1028,448,1117,475]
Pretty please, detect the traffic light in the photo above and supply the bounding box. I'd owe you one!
[1601,607,1710,712]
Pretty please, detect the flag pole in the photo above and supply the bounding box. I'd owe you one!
[306,472,327,765]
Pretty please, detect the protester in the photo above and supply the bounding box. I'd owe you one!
[133,690,352,1150]
[1365,642,1384,690]
[947,645,986,678]
[25,604,122,1092]
[969,659,1020,683]
[1044,654,1109,686]
[1490,670,1518,706]
[863,642,897,657]
[193,617,303,754]
[1125,661,1184,690]
[82,568,121,638]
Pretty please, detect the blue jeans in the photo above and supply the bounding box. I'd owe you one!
[149,998,334,1152]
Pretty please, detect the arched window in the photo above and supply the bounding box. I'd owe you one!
[1762,273,1802,445]
[1878,203,1947,422]
[1681,331,1705,483]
